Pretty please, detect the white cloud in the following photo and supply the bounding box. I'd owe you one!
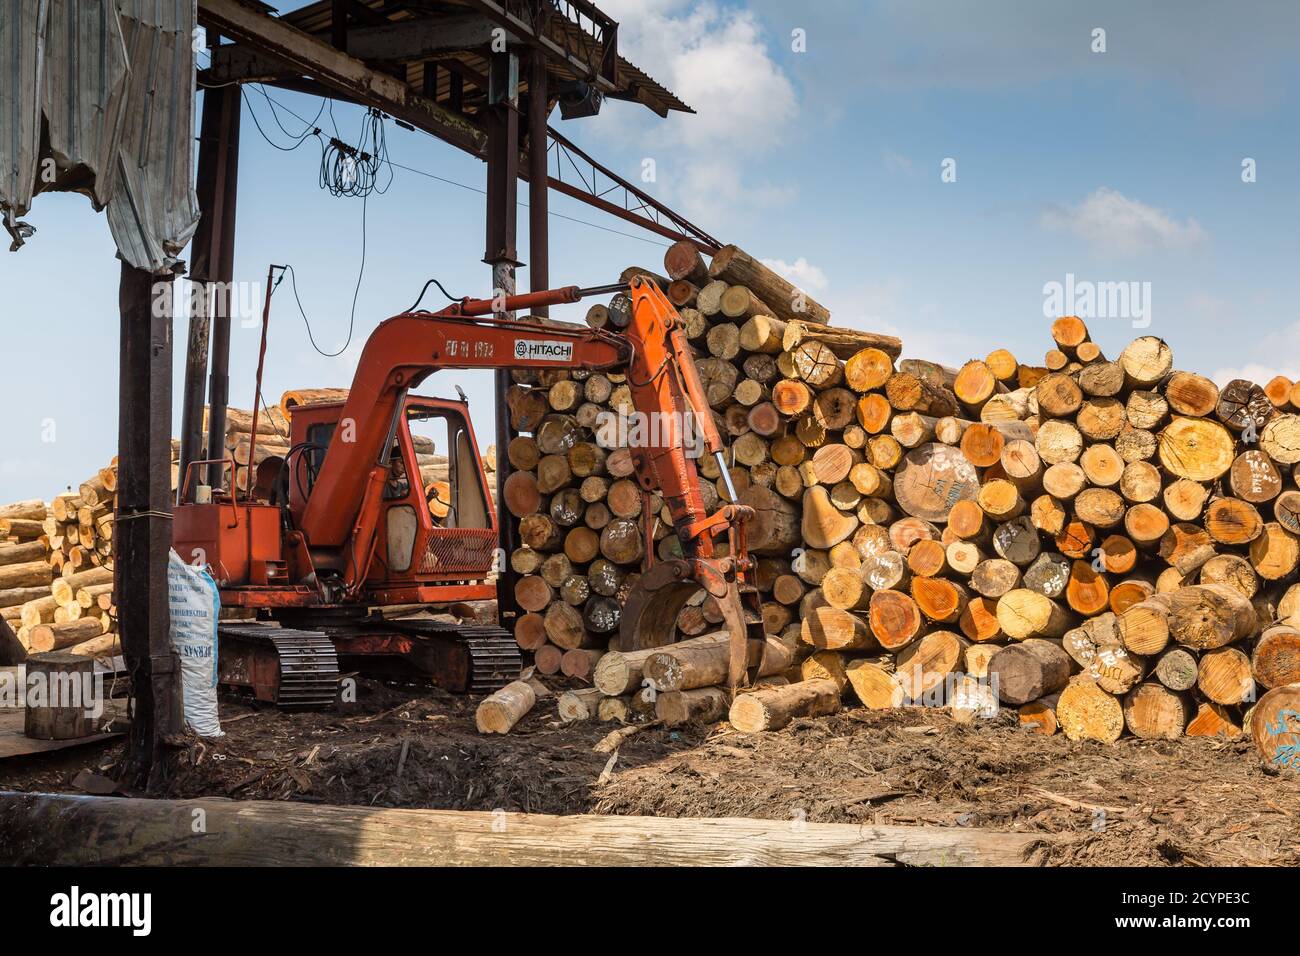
[597,0,799,221]
[761,257,829,294]
[1211,362,1300,389]
[1209,317,1300,387]
[669,160,796,229]
[603,1,796,149]
[1041,187,1208,255]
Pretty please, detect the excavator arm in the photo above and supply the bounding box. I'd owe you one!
[298,278,764,693]
[299,285,631,549]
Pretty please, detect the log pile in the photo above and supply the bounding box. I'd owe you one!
[0,459,127,659]
[508,245,902,724]
[510,248,1300,746]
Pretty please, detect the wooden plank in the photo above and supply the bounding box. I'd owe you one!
[0,708,125,760]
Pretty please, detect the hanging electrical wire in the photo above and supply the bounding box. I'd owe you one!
[276,188,367,359]
[252,87,671,248]
[239,86,321,151]
[319,106,394,198]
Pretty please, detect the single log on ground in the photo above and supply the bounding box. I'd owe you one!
[22,652,102,739]
[475,679,540,734]
[656,687,729,727]
[728,678,841,732]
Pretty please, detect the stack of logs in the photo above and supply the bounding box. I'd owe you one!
[498,243,896,731]
[0,459,126,659]
[502,241,1300,745]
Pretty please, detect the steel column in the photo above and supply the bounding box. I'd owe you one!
[181,79,239,500]
[484,50,521,629]
[528,53,549,317]
[117,263,184,792]
[195,84,241,493]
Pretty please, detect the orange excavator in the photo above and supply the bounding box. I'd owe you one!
[173,275,766,707]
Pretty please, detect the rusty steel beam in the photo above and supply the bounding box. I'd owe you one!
[539,126,721,253]
[527,52,550,315]
[338,14,508,60]
[206,16,508,81]
[197,0,486,156]
[183,78,241,500]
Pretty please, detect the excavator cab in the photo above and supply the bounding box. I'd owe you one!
[284,394,499,602]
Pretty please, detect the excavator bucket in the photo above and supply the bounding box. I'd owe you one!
[619,558,766,693]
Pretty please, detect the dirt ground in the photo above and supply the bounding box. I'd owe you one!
[1,678,1296,866]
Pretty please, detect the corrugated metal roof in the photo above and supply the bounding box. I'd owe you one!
[0,0,200,273]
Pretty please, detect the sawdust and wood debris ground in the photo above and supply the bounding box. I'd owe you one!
[0,678,1295,866]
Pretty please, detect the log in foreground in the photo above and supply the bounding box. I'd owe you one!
[0,793,1051,867]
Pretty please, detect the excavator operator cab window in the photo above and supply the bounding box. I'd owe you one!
[405,405,491,531]
[303,421,337,495]
[383,444,410,501]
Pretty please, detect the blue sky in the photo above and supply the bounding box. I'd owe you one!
[3,0,1299,500]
